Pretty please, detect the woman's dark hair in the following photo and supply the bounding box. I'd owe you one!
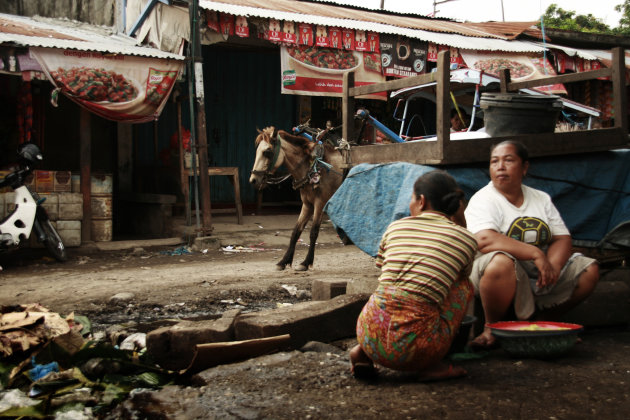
[413,170,464,216]
[490,140,529,163]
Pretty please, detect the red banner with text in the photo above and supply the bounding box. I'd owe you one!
[280,45,386,99]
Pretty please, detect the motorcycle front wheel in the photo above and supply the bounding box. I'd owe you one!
[41,219,67,262]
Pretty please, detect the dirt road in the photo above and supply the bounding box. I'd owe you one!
[1,222,630,419]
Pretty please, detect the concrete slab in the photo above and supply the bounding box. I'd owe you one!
[311,279,347,300]
[146,309,241,371]
[234,294,369,348]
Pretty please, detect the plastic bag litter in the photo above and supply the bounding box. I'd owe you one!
[160,246,192,256]
[0,389,39,413]
[119,333,147,351]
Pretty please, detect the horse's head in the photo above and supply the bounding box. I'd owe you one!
[250,126,283,189]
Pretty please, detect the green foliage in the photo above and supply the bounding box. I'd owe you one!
[540,3,611,34]
[614,0,630,35]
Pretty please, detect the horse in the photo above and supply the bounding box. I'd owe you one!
[249,126,345,271]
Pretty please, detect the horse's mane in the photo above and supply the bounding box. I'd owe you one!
[277,130,312,152]
[256,126,335,153]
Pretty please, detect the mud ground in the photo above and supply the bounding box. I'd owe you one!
[1,227,630,419]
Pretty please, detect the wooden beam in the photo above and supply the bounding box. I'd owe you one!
[349,72,436,97]
[342,71,355,144]
[79,108,91,243]
[345,127,627,167]
[611,47,628,132]
[435,50,450,160]
[507,68,612,91]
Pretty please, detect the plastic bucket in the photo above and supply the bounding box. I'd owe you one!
[480,93,562,137]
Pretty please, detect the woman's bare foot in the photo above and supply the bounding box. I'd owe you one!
[417,363,467,382]
[470,328,498,349]
[350,344,376,379]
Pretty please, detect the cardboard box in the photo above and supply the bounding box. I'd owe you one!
[4,192,15,214]
[54,171,72,192]
[24,171,35,190]
[36,170,54,192]
[0,171,10,193]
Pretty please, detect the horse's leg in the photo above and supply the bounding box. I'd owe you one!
[276,203,313,271]
[296,200,324,271]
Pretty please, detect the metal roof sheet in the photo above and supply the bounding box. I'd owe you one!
[0,13,184,60]
[199,0,545,52]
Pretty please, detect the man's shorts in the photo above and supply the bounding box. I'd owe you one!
[469,251,597,320]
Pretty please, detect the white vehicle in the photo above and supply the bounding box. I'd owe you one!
[0,143,66,263]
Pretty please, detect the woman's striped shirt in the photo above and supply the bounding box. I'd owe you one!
[375,211,478,305]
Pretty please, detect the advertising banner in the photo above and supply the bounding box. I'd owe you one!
[460,51,567,95]
[31,47,184,123]
[379,35,427,78]
[280,45,386,99]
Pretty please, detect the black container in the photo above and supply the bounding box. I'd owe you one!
[480,92,562,137]
[447,315,477,354]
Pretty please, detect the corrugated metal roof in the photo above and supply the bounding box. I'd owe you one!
[462,21,540,40]
[199,0,545,52]
[0,13,184,60]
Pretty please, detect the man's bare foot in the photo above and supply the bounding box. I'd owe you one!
[417,363,467,382]
[470,328,498,350]
[350,344,377,379]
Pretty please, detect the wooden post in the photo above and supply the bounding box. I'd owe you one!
[117,122,133,195]
[176,97,191,225]
[80,108,91,242]
[499,69,512,93]
[611,47,628,133]
[435,50,450,161]
[196,97,212,233]
[342,71,355,144]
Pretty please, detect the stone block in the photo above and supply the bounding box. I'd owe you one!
[56,220,81,247]
[311,279,347,300]
[559,280,630,327]
[346,276,379,295]
[146,309,241,371]
[58,193,83,221]
[234,294,369,348]
[39,193,59,221]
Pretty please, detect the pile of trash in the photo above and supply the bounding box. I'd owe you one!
[0,304,174,418]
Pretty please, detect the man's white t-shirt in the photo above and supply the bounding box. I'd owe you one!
[465,182,569,248]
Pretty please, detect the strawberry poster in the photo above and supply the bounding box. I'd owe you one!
[31,47,184,123]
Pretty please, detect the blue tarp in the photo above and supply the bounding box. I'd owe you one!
[324,150,630,257]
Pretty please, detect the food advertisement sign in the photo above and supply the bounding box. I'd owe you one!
[31,47,183,123]
[280,45,386,100]
[379,35,427,78]
[460,52,567,95]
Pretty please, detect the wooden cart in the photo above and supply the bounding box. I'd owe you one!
[341,48,628,168]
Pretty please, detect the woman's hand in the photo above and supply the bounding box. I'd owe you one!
[532,251,559,289]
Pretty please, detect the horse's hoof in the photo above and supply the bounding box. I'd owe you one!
[276,264,287,271]
[295,265,309,272]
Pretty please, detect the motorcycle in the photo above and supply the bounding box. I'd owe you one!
[0,143,67,262]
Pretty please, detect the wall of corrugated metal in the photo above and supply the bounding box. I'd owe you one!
[202,45,297,204]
